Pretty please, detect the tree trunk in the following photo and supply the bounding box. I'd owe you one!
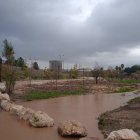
[95,77,98,84]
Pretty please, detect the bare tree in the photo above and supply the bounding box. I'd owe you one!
[91,63,103,84]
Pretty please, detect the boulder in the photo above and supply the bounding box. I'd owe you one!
[79,137,100,140]
[58,120,87,137]
[29,111,54,127]
[10,104,24,115]
[0,100,12,111]
[106,129,140,140]
[0,99,54,128]
[0,92,10,101]
[18,108,35,121]
[0,85,6,93]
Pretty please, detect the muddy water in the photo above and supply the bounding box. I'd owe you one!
[0,93,138,140]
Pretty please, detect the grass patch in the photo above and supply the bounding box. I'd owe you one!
[24,90,84,101]
[127,96,140,104]
[115,87,133,93]
[120,79,140,84]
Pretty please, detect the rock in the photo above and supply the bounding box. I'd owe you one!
[18,108,35,121]
[0,99,54,128]
[79,137,100,140]
[0,92,10,101]
[10,104,24,115]
[29,111,54,127]
[0,85,6,93]
[0,100,12,111]
[106,129,140,140]
[58,120,87,137]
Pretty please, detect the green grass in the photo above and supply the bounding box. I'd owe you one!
[127,96,140,104]
[115,87,133,93]
[120,79,140,84]
[24,90,84,101]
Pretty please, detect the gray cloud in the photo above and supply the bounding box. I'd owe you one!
[0,0,140,68]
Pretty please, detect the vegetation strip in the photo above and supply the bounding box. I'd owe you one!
[24,90,84,100]
[120,79,140,84]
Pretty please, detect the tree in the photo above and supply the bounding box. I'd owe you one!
[121,64,124,70]
[44,68,56,79]
[124,65,140,75]
[115,64,125,79]
[15,57,27,68]
[69,64,78,79]
[115,66,119,71]
[2,39,16,94]
[2,39,15,65]
[32,61,39,70]
[91,63,103,84]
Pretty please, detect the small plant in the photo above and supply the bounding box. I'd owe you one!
[98,113,107,129]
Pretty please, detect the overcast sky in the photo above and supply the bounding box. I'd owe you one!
[0,0,140,69]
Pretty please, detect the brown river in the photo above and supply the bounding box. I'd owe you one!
[0,93,138,140]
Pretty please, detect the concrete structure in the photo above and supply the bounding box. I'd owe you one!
[49,60,62,71]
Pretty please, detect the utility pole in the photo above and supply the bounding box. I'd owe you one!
[83,68,85,88]
[0,57,2,82]
[29,57,32,87]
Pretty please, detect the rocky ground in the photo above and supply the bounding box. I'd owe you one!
[98,96,140,138]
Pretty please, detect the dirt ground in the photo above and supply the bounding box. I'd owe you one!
[98,96,140,138]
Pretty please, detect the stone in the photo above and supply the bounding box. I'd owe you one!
[0,85,6,93]
[106,129,140,140]
[29,111,54,127]
[0,99,54,128]
[0,92,10,101]
[10,104,24,115]
[18,108,35,121]
[58,120,87,137]
[0,100,12,111]
[79,137,100,140]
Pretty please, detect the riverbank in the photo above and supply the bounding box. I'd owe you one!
[98,96,140,138]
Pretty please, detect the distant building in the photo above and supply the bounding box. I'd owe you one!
[49,60,62,71]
